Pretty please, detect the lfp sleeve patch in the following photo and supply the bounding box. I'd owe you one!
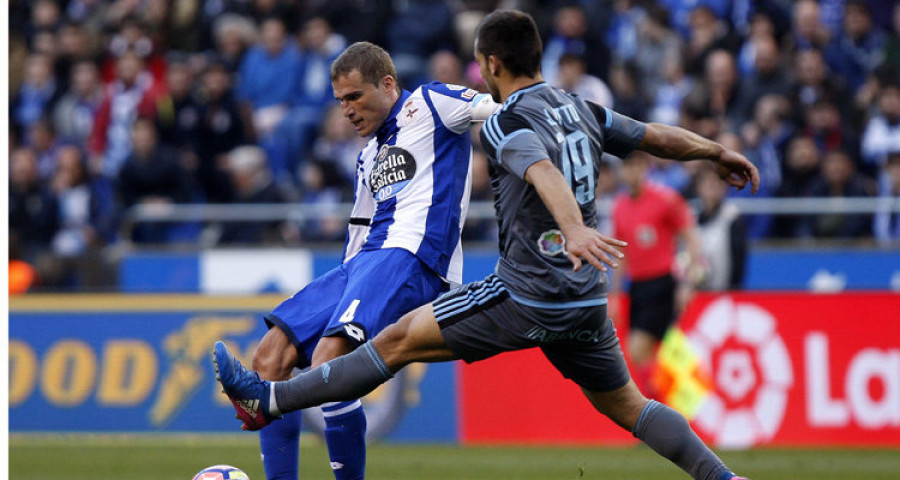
[370,145,417,201]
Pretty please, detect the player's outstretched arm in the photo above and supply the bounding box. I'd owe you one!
[638,123,761,194]
[524,159,626,272]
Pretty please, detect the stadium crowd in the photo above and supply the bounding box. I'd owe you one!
[8,0,900,291]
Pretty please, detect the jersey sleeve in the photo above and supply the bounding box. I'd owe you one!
[479,111,549,179]
[587,101,647,159]
[422,82,500,134]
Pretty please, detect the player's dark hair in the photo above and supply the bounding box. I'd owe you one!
[331,41,400,93]
[476,10,543,78]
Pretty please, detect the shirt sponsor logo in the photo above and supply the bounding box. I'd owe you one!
[537,229,566,256]
[370,146,416,201]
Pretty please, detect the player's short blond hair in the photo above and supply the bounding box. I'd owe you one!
[330,42,400,93]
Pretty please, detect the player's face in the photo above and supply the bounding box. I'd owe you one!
[333,69,396,138]
[475,49,501,103]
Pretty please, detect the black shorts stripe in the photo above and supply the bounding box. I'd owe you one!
[349,217,371,226]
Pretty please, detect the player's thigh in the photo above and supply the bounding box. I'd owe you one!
[433,275,536,363]
[540,307,632,397]
[323,249,446,347]
[374,303,457,369]
[310,335,354,367]
[253,326,300,381]
[264,264,348,369]
[628,274,676,340]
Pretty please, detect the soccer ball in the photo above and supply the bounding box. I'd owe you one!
[192,465,250,480]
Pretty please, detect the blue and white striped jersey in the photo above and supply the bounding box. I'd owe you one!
[343,82,497,284]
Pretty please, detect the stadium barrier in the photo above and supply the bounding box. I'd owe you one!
[9,292,899,447]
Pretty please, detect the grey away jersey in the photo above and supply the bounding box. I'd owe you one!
[479,82,646,305]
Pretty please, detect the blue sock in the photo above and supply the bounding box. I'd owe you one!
[259,410,301,480]
[323,400,367,480]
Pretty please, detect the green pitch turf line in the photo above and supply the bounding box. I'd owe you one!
[10,434,900,480]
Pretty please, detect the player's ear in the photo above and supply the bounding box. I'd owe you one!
[380,74,397,94]
[488,55,502,77]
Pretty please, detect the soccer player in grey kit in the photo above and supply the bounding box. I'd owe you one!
[215,10,759,480]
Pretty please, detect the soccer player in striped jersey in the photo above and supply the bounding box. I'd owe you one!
[215,12,759,480]
[247,42,498,480]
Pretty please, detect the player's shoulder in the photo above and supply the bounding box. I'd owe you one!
[419,82,479,102]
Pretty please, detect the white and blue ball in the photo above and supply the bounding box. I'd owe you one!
[192,464,250,480]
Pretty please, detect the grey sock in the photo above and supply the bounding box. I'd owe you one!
[273,341,393,414]
[632,400,733,480]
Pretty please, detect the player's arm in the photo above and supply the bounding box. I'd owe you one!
[638,123,760,194]
[524,160,626,272]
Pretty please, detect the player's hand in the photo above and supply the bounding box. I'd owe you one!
[562,225,627,273]
[715,149,760,194]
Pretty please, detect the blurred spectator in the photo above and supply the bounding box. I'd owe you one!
[29,117,63,181]
[801,149,877,238]
[297,160,348,242]
[861,81,900,173]
[789,48,855,124]
[310,0,392,47]
[236,17,301,142]
[310,104,368,184]
[212,13,258,72]
[54,22,101,92]
[102,16,167,85]
[774,136,822,237]
[9,147,59,257]
[65,0,110,32]
[803,99,861,167]
[52,60,104,145]
[605,0,646,63]
[788,0,832,52]
[633,5,683,99]
[50,145,116,257]
[647,154,691,195]
[155,57,202,158]
[824,0,887,92]
[387,0,457,87]
[883,4,900,71]
[648,54,693,126]
[89,50,163,178]
[117,117,191,243]
[608,61,648,121]
[742,94,795,195]
[267,17,346,186]
[12,53,62,139]
[874,151,900,244]
[683,5,742,77]
[693,163,747,291]
[45,145,117,287]
[735,34,792,125]
[218,145,293,245]
[555,53,614,108]
[428,51,465,86]
[194,60,249,202]
[542,5,610,87]
[683,49,741,130]
[659,0,733,39]
[27,0,63,42]
[736,11,778,76]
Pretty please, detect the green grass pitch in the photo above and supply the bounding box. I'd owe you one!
[9,434,900,479]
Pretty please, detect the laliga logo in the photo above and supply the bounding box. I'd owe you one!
[686,297,793,448]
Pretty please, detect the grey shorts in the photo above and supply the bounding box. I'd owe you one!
[434,275,631,392]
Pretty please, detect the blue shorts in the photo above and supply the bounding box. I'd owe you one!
[264,248,447,368]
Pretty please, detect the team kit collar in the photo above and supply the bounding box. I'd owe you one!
[376,89,413,144]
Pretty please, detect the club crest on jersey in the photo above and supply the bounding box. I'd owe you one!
[538,229,566,256]
[370,145,416,201]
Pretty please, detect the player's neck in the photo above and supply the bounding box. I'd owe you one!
[498,73,544,102]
